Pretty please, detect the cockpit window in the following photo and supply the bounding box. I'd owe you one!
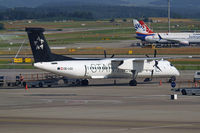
[170,63,174,67]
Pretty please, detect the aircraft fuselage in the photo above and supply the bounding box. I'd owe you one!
[34,59,180,79]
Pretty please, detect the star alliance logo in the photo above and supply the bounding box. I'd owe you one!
[34,36,44,50]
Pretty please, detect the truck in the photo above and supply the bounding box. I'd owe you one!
[0,75,22,87]
[181,88,200,95]
[22,73,60,88]
[0,73,83,88]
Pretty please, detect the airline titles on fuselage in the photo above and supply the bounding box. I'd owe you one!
[57,63,132,73]
[189,34,200,39]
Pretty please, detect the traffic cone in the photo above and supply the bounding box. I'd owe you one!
[25,84,28,90]
[159,80,162,86]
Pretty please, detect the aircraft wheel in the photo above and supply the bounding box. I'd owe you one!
[181,89,187,95]
[169,76,176,83]
[144,78,151,82]
[39,82,43,87]
[81,79,89,86]
[129,80,137,86]
[76,79,81,85]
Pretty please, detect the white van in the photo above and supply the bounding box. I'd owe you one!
[194,71,200,82]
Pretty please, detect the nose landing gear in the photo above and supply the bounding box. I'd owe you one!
[169,76,176,83]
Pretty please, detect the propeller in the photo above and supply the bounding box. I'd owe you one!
[104,50,115,58]
[150,60,162,81]
[146,49,161,80]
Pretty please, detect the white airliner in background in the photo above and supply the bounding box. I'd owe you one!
[26,28,180,86]
[133,19,200,45]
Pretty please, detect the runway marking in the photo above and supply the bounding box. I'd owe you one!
[86,124,193,133]
[26,94,77,96]
[41,99,122,105]
[125,95,169,99]
[0,117,197,129]
[129,124,192,130]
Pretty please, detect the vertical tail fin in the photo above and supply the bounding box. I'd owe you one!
[133,19,145,34]
[133,19,154,34]
[26,27,73,63]
[138,20,154,34]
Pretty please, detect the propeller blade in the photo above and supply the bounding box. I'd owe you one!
[154,60,162,72]
[111,54,115,58]
[150,70,154,80]
[155,60,158,66]
[104,50,107,58]
[154,49,157,57]
[156,66,162,72]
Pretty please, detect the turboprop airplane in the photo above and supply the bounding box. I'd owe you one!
[133,19,200,45]
[26,27,180,86]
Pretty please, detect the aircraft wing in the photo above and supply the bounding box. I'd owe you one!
[110,56,192,70]
[134,56,192,60]
[158,34,189,45]
[111,56,192,62]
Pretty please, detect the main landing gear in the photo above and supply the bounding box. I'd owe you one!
[129,79,137,86]
[81,79,89,86]
[129,70,138,86]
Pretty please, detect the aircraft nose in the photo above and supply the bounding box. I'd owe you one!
[174,67,180,76]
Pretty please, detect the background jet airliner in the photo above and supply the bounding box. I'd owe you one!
[133,19,200,45]
[26,28,180,86]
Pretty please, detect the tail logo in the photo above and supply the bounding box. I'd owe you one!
[134,23,146,32]
[34,37,44,50]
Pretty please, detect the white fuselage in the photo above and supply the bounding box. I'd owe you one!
[145,33,200,44]
[34,58,180,79]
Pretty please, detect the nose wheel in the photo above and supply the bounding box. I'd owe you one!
[129,79,137,86]
[169,76,176,83]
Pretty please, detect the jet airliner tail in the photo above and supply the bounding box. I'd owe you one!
[138,20,154,34]
[26,27,73,63]
[133,19,154,34]
[133,19,155,41]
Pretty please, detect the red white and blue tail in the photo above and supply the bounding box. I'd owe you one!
[133,19,154,41]
[138,20,154,34]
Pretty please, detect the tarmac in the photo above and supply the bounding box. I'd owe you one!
[0,71,200,133]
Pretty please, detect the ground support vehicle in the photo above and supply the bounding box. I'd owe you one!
[181,87,200,95]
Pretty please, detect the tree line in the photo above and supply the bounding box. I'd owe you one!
[0,5,182,21]
[0,7,94,20]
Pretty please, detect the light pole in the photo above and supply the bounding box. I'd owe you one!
[168,0,171,33]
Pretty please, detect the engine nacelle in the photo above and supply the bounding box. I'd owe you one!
[179,41,189,45]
